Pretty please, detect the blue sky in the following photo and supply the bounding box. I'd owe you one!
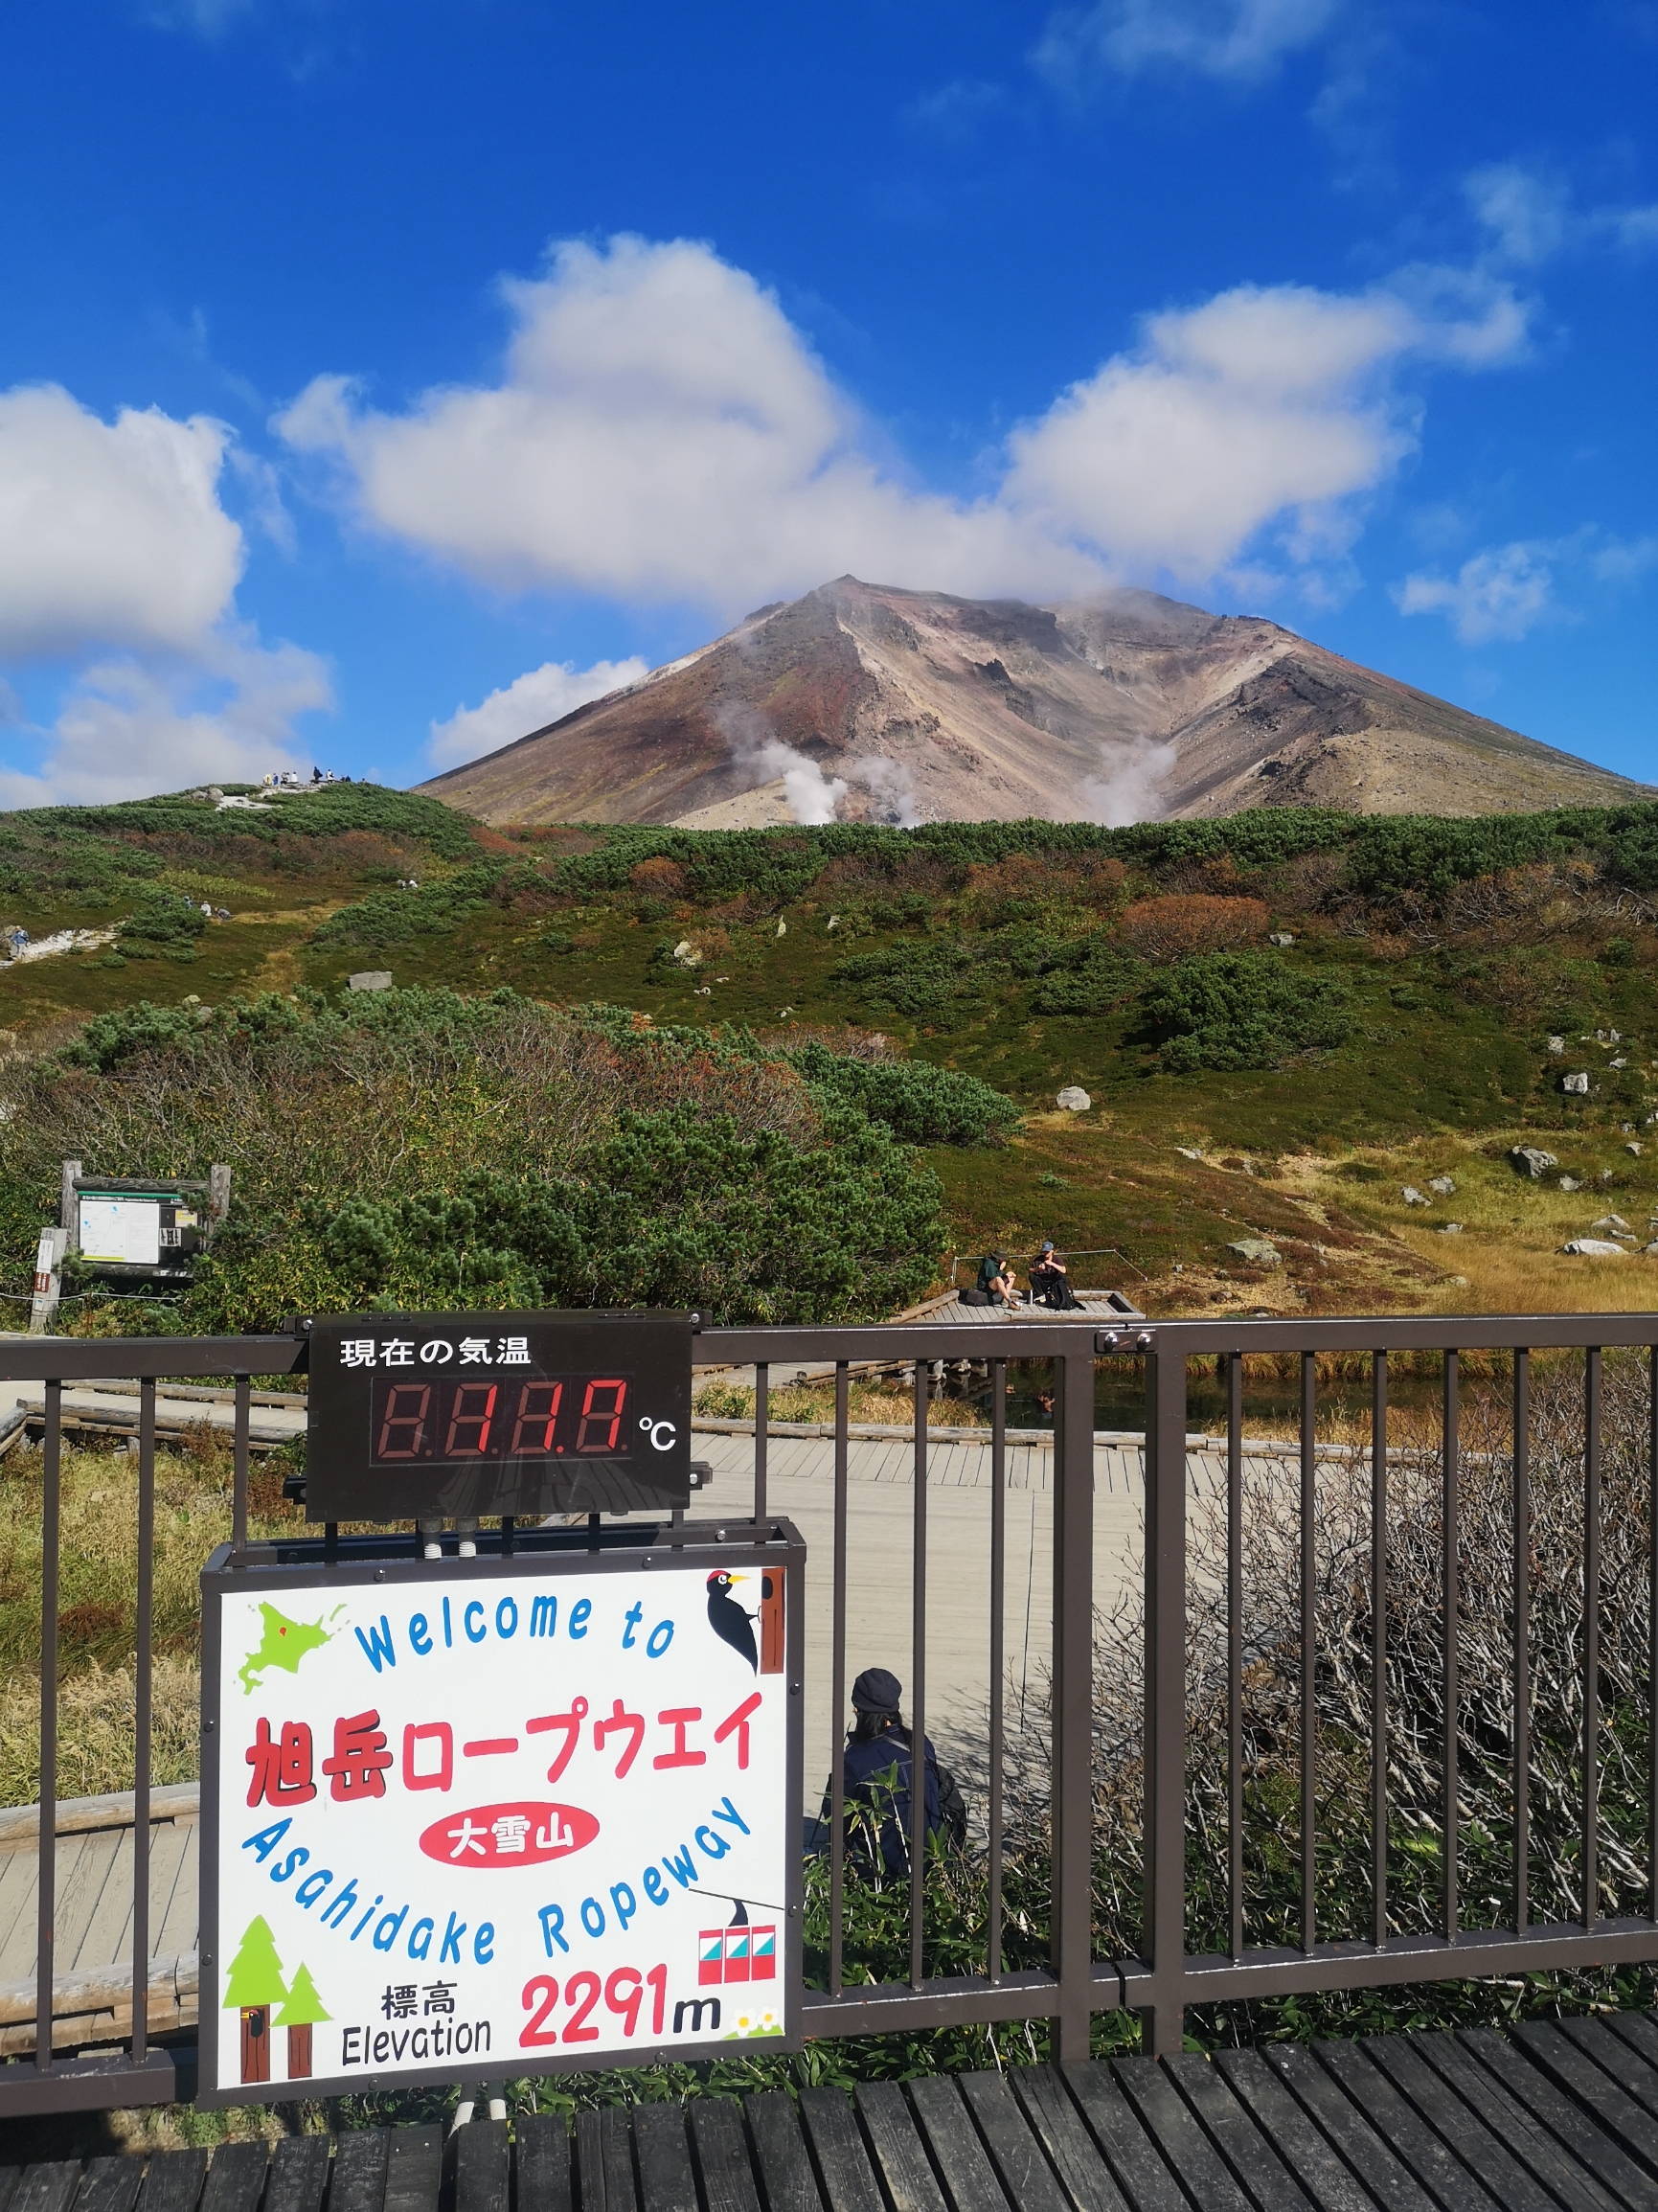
[2,0,1656,806]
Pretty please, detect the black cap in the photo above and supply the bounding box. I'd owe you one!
[852,1666,902,1714]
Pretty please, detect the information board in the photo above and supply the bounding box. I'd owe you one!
[305,1310,693,1520]
[199,1534,803,2104]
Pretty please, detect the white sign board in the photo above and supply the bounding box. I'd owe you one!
[199,1537,802,2103]
[78,1196,161,1266]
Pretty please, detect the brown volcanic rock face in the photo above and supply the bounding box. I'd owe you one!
[419,577,1649,825]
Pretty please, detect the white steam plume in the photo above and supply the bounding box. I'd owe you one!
[1082,740,1176,826]
[714,700,847,825]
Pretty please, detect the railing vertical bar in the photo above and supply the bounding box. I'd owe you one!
[754,1362,769,1525]
[909,1361,928,1991]
[1443,1348,1460,1944]
[35,1377,61,2076]
[1142,1346,1187,2059]
[1301,1350,1316,1955]
[131,1379,155,2064]
[1584,1346,1601,1932]
[1372,1349,1388,1952]
[1649,1344,1657,1928]
[829,1361,848,1998]
[1227,1352,1243,1966]
[232,1375,250,1561]
[1515,1348,1531,1934]
[988,1357,1007,1986]
[1054,1348,1096,2064]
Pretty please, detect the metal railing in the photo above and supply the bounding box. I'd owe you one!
[4,1310,1658,2114]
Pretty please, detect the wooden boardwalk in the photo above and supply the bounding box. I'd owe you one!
[13,2021,1658,2208]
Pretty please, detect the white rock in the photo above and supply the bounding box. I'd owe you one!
[1611,1058,1628,1069]
[1427,1175,1456,1196]
[1510,1146,1558,1178]
[1563,1072,1590,1094]
[1562,1238,1628,1257]
[1401,1186,1429,1206]
[1056,1085,1092,1112]
[1439,1222,1464,1234]
[1627,1142,1644,1156]
[1546,1035,1565,1054]
[1175,1146,1203,1161]
[1593,1214,1631,1233]
[1269,931,1295,946]
[1228,1237,1281,1266]
[671,940,703,968]
[348,970,393,992]
[827,916,839,930]
[776,919,787,937]
[1559,1174,1581,1192]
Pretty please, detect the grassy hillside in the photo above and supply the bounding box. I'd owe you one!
[7,786,1658,1319]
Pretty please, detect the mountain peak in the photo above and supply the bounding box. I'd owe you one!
[419,580,1649,828]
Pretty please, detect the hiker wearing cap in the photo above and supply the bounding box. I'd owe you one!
[1030,1241,1082,1311]
[806,1667,967,1871]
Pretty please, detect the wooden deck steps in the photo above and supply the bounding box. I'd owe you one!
[11,2023,1658,2209]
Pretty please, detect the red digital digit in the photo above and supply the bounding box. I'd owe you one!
[519,1974,559,2047]
[376,1381,431,1460]
[562,1970,601,2042]
[576,1378,627,1452]
[444,1380,497,1456]
[510,1380,561,1454]
[646,1962,668,2037]
[604,1967,644,2038]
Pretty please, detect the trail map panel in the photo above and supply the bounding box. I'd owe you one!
[306,1309,693,1520]
[200,1536,803,2104]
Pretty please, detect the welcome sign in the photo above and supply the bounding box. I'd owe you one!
[198,1534,804,2104]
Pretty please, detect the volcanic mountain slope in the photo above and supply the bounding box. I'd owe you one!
[419,577,1650,826]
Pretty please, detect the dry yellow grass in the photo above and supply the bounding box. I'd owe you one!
[0,1656,200,1806]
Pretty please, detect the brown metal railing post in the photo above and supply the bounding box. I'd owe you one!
[988,1357,1008,1984]
[1584,1346,1601,1930]
[131,1379,155,2062]
[829,1362,848,1996]
[909,1362,928,1990]
[232,1375,251,1561]
[1372,1350,1388,1950]
[1051,1346,1096,2063]
[1141,1345,1186,2059]
[1301,1351,1316,1955]
[755,1362,769,1523]
[36,1377,61,2075]
[1515,1348,1531,1933]
[1443,1349,1460,1943]
[1649,1345,1657,1927]
[1227,1353,1243,1965]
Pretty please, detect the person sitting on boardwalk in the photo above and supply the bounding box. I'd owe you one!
[1029,1241,1082,1310]
[806,1667,966,1871]
[974,1253,1020,1308]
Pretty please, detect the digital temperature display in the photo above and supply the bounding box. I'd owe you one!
[369,1372,632,1464]
[304,1310,693,1522]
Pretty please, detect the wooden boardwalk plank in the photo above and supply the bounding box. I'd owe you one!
[1560,2018,1658,2125]
[1211,2050,1377,2212]
[380,2127,443,2212]
[633,2106,697,2212]
[957,2070,1071,2212]
[1455,2027,1658,2212]
[195,2146,268,2212]
[1358,2035,1556,2212]
[1059,2060,1190,2212]
[601,2109,640,2212]
[1314,2041,1498,2212]
[1512,2021,1658,2179]
[11,2169,82,2212]
[852,2083,949,2212]
[1410,2031,1624,2212]
[1111,2058,1254,2212]
[449,2121,508,2212]
[1258,2045,1438,2212]
[262,2136,329,2212]
[1607,2014,1658,2079]
[797,2087,885,2212]
[72,1834,136,1979]
[743,2089,823,2212]
[329,2131,389,2212]
[688,2096,762,2212]
[56,1833,121,1974]
[908,2076,1011,2212]
[151,1826,200,1962]
[1163,2052,1317,2212]
[73,2161,143,2212]
[1007,2064,1130,2212]
[135,2152,208,2212]
[514,2116,572,2212]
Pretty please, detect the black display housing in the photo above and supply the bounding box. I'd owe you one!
[305,1310,693,1520]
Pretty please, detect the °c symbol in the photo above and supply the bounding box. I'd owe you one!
[639,1418,677,1450]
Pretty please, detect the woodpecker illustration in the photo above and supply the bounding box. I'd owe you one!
[706,1569,758,1671]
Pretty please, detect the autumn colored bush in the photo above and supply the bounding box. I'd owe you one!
[1117,893,1269,964]
[628,855,689,898]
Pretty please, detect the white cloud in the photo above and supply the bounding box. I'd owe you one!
[428,655,649,769]
[277,236,1519,616]
[0,384,244,658]
[1395,529,1658,646]
[0,632,330,809]
[1033,0,1339,85]
[1465,165,1571,267]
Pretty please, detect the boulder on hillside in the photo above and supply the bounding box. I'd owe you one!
[348,970,393,992]
[1562,1238,1627,1257]
[1228,1237,1281,1266]
[1510,1146,1557,1178]
[1563,1072,1590,1094]
[1056,1085,1092,1112]
[1427,1174,1456,1195]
